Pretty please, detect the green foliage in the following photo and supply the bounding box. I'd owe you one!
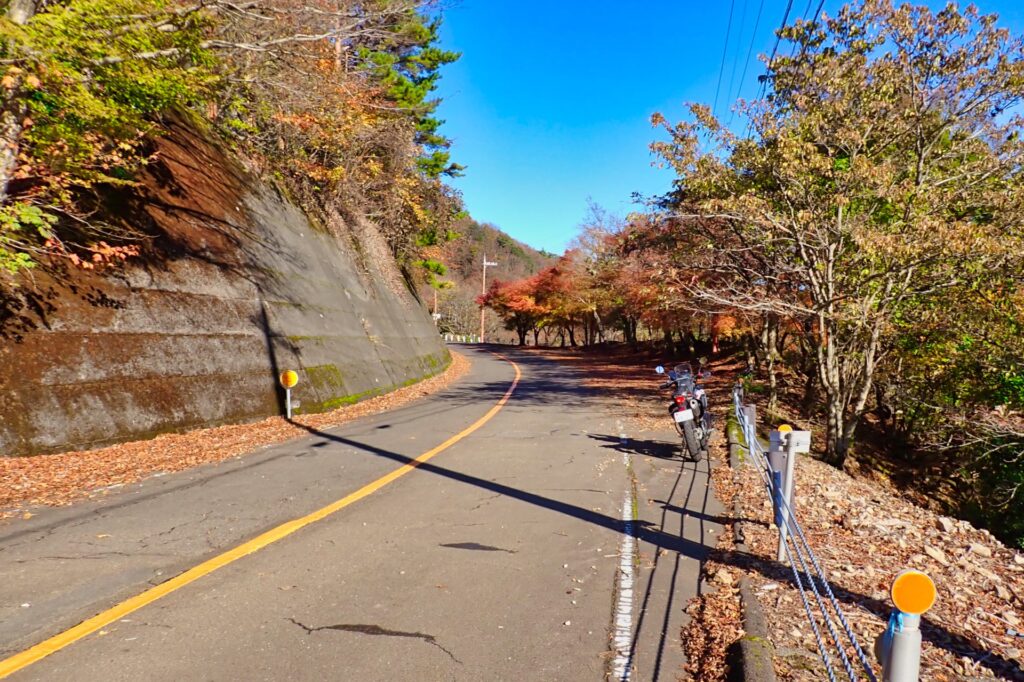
[741,377,767,396]
[0,204,47,273]
[413,257,448,288]
[649,0,1024,469]
[415,221,459,248]
[10,0,213,176]
[960,432,1024,550]
[0,0,466,278]
[359,12,462,179]
[0,0,214,273]
[496,233,526,258]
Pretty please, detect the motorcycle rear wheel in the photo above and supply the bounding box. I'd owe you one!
[681,420,702,461]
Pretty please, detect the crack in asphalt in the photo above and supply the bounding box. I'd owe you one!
[14,551,172,563]
[287,618,461,663]
[469,493,502,511]
[0,514,94,555]
[150,511,213,541]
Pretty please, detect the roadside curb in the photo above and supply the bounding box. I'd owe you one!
[725,418,778,682]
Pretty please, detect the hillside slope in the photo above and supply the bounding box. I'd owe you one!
[0,119,447,457]
[422,218,554,341]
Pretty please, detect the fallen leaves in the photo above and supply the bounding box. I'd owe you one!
[0,351,470,517]
[728,426,1024,680]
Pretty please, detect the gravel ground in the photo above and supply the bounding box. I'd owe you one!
[727,443,1024,681]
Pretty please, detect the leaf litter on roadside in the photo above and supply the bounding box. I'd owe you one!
[0,352,471,517]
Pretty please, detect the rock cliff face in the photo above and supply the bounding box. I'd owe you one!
[0,119,448,456]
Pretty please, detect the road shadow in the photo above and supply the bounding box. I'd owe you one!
[589,434,681,460]
[652,499,769,529]
[621,455,709,682]
[286,416,1023,681]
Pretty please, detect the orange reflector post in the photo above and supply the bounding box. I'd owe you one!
[279,370,299,389]
[891,570,936,615]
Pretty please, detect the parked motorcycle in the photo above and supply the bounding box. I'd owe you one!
[655,362,711,461]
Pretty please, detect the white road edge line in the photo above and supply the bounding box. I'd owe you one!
[611,440,636,681]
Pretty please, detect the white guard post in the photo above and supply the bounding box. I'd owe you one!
[768,426,811,563]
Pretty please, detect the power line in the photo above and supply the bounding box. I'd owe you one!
[811,0,826,25]
[801,0,814,21]
[789,0,815,57]
[764,0,795,82]
[795,1,828,65]
[724,0,750,122]
[789,0,828,67]
[730,0,766,125]
[712,0,737,119]
[744,0,794,137]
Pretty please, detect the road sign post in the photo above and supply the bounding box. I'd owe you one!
[875,570,936,681]
[768,446,785,528]
[279,370,299,420]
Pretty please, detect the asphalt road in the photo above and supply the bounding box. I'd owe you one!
[0,346,722,681]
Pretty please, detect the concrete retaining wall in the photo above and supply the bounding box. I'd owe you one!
[0,120,447,456]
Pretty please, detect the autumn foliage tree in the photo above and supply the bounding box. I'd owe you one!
[477,277,547,345]
[0,0,460,280]
[649,0,1024,467]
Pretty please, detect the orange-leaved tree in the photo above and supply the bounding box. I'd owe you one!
[478,277,549,345]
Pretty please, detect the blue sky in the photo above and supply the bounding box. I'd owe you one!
[432,1,1024,254]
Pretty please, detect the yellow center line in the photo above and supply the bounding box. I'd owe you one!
[0,353,521,679]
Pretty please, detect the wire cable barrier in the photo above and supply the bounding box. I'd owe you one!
[733,386,878,682]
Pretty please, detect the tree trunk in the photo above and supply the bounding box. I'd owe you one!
[801,370,818,416]
[0,0,37,204]
[516,326,527,345]
[763,316,780,416]
[825,400,848,467]
[592,308,604,344]
[532,327,539,346]
[567,325,577,347]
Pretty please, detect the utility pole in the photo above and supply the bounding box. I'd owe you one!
[430,288,441,328]
[480,255,497,343]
